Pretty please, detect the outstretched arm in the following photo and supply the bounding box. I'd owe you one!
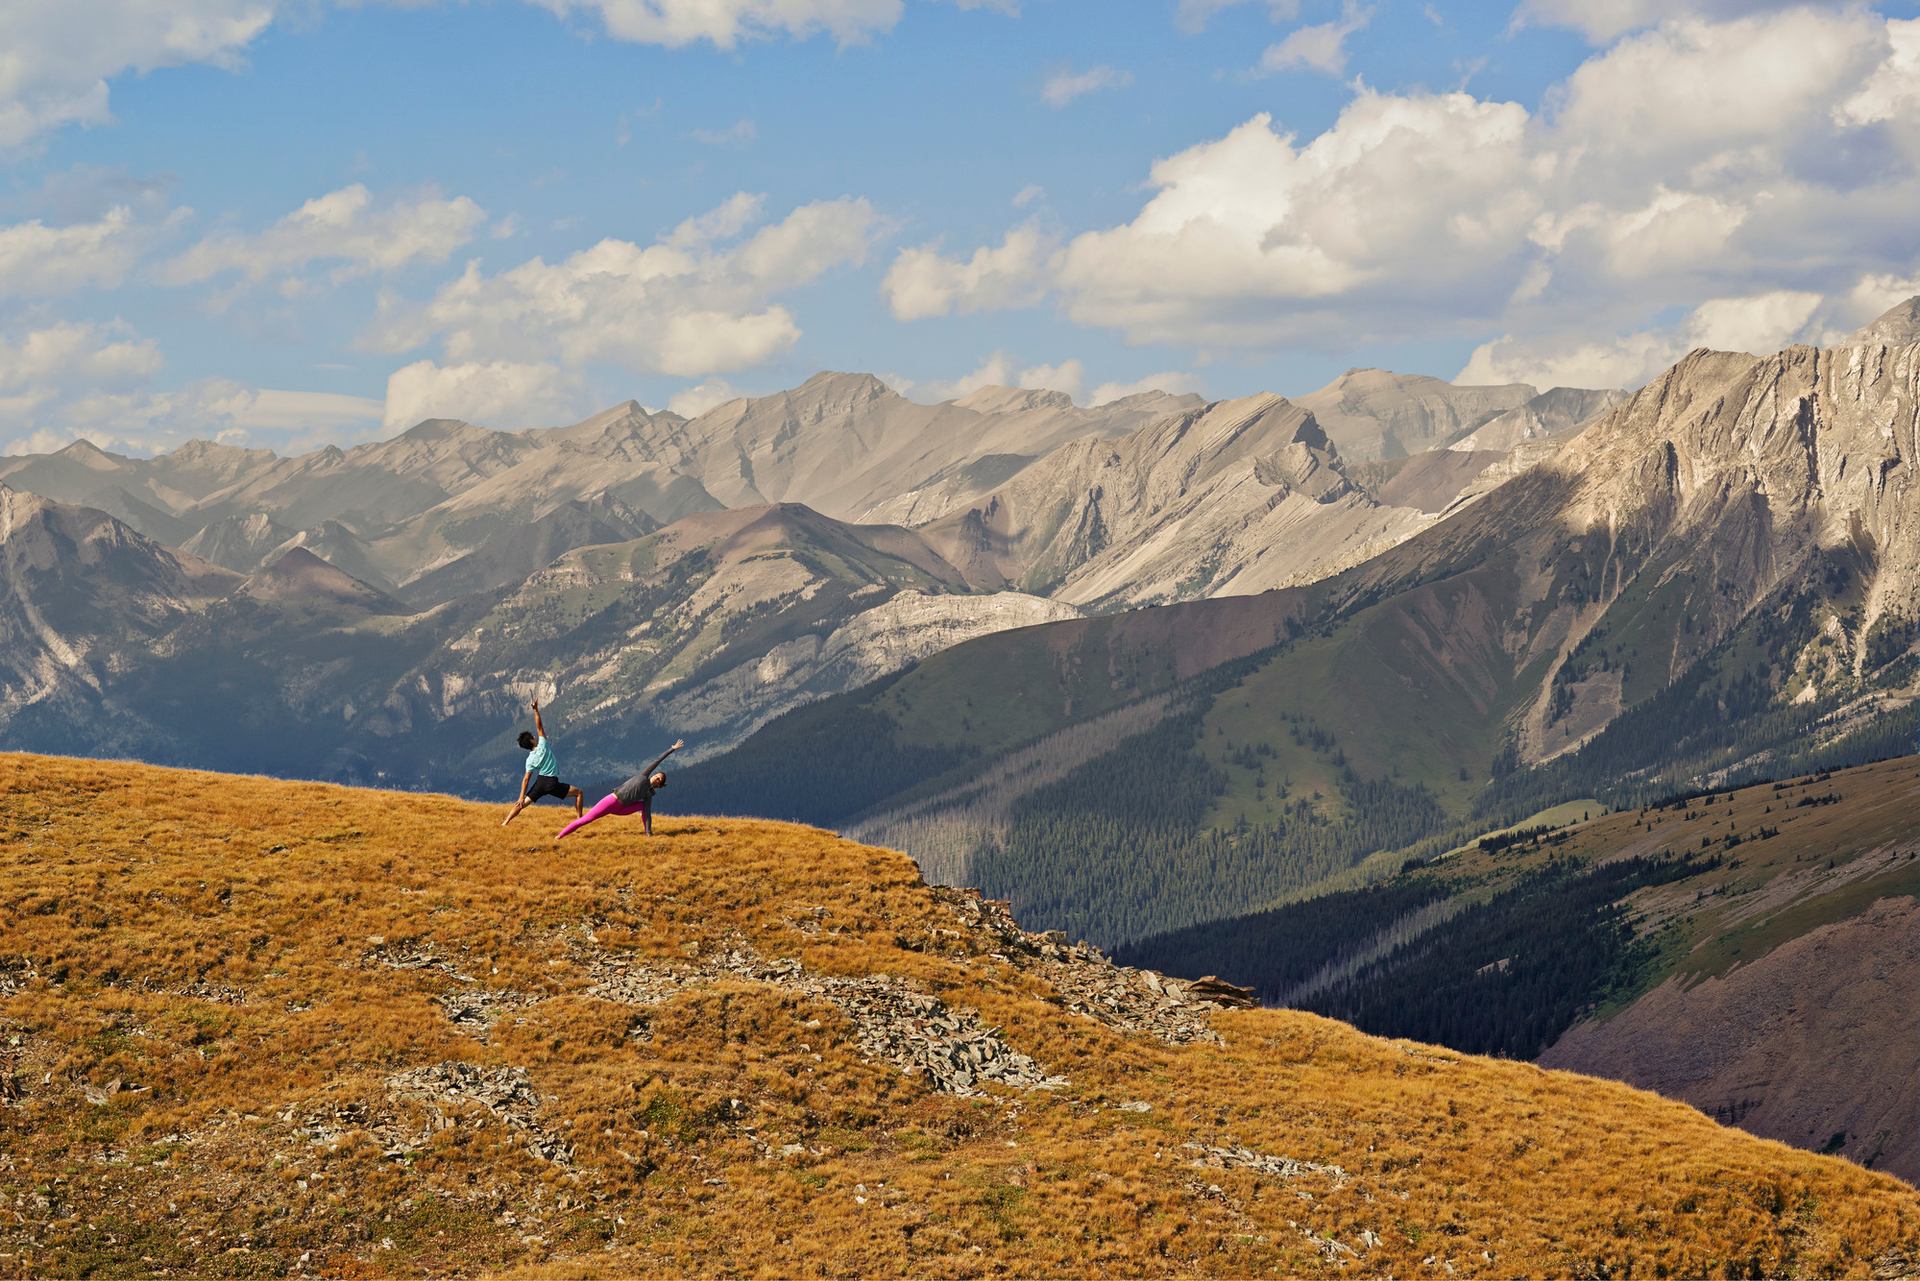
[531,698,546,742]
[644,739,685,776]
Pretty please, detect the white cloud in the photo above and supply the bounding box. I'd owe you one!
[1050,93,1535,347]
[0,322,162,409]
[1015,359,1083,400]
[1843,17,1920,128]
[1458,289,1828,388]
[382,359,583,430]
[528,0,904,49]
[667,377,745,417]
[1011,184,1045,209]
[0,206,151,295]
[882,226,1052,320]
[1259,1,1370,76]
[918,7,1920,371]
[1041,65,1133,108]
[159,184,486,288]
[0,319,384,455]
[1176,0,1298,33]
[374,192,881,379]
[915,351,1083,402]
[1685,289,1824,355]
[1513,0,1810,44]
[0,0,274,147]
[1089,370,1205,405]
[690,117,758,146]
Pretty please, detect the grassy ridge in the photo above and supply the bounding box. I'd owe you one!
[1,752,1916,1278]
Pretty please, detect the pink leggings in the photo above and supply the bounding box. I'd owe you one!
[556,794,649,839]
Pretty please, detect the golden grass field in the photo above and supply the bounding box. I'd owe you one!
[1,752,1916,1279]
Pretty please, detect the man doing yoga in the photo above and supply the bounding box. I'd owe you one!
[556,739,683,840]
[503,699,585,826]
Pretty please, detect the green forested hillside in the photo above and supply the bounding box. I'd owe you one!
[1118,755,1920,1179]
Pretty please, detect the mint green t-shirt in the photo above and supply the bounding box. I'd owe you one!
[525,736,558,778]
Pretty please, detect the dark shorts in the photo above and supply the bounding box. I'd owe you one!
[526,775,571,802]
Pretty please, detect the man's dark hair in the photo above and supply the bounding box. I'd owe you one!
[517,731,537,751]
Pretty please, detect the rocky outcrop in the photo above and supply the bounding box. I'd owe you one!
[578,939,1066,1096]
[929,887,1251,1045]
[1296,368,1537,460]
[1448,386,1626,453]
[1848,295,1920,348]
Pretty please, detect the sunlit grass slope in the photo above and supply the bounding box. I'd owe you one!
[1,752,1916,1279]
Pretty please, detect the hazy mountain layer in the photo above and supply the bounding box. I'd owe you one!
[1294,368,1537,460]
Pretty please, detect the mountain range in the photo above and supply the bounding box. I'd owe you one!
[0,355,1618,786]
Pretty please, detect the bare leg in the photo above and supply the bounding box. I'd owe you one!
[568,786,585,818]
[502,798,531,827]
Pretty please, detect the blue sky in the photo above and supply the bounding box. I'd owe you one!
[3,0,1919,453]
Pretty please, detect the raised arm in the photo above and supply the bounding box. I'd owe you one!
[644,739,684,776]
[531,698,547,741]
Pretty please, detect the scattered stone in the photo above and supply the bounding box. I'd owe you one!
[1115,1101,1152,1113]
[578,940,1064,1096]
[365,939,474,982]
[1183,1141,1347,1184]
[435,987,535,1037]
[930,887,1236,1044]
[1184,975,1257,1009]
[0,958,36,997]
[383,1062,572,1164]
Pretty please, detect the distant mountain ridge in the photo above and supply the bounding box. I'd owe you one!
[681,296,1920,954]
[0,355,1634,786]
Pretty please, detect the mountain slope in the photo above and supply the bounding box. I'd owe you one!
[689,314,1920,949]
[0,484,239,720]
[178,510,295,572]
[1448,385,1627,452]
[1121,755,1920,1182]
[1,752,1913,1278]
[915,394,1436,609]
[235,547,409,614]
[1295,368,1538,460]
[417,502,1061,771]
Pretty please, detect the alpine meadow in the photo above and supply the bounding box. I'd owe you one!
[6,2,1920,1278]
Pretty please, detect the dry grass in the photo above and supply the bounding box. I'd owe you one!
[0,751,1915,1279]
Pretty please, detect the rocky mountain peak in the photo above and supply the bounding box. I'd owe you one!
[52,438,120,469]
[170,438,275,464]
[1847,295,1920,348]
[394,417,481,441]
[952,385,1075,414]
[791,370,895,406]
[241,545,402,612]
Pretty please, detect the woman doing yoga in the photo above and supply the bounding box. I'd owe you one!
[556,740,683,840]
